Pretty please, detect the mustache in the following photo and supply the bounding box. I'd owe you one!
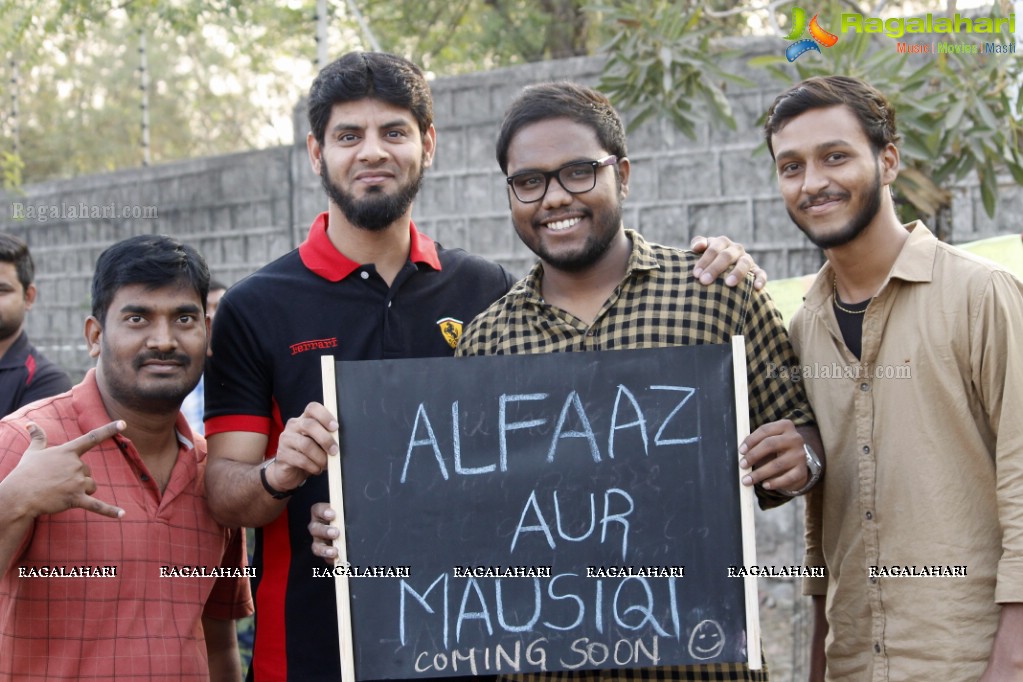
[132,351,192,371]
[799,191,850,210]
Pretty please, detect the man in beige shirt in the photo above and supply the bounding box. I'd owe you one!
[763,75,1023,680]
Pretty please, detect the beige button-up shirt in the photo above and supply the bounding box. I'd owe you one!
[790,223,1023,680]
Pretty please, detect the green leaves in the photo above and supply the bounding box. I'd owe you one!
[595,1,750,138]
[751,0,1022,223]
[1,152,24,193]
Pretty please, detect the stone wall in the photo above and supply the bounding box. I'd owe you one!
[5,38,1019,377]
[1,146,297,373]
[2,38,1019,680]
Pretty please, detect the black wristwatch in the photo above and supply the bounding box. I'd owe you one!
[779,443,823,497]
[259,457,305,500]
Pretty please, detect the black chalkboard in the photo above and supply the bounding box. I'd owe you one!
[330,344,752,679]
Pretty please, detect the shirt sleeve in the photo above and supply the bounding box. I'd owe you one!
[972,270,1023,604]
[740,280,817,509]
[741,280,815,429]
[456,312,492,357]
[204,292,274,436]
[202,526,254,620]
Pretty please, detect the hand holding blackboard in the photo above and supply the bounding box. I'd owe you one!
[269,402,339,493]
[310,501,341,562]
[738,419,814,492]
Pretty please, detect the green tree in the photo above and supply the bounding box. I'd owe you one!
[2,0,617,184]
[360,0,603,73]
[593,1,754,137]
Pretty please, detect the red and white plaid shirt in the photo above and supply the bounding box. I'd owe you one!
[0,370,253,681]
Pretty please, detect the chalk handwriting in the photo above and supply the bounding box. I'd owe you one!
[399,385,699,484]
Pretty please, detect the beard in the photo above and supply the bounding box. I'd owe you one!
[320,155,425,232]
[522,198,625,273]
[101,346,200,414]
[788,165,883,250]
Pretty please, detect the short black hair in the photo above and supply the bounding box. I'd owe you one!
[496,82,628,174]
[307,51,434,146]
[764,76,900,159]
[0,233,34,291]
[91,235,210,324]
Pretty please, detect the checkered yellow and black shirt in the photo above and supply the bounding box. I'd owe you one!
[456,230,814,681]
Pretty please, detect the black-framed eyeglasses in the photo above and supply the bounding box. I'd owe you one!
[506,155,619,203]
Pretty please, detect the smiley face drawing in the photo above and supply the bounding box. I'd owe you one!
[687,619,726,660]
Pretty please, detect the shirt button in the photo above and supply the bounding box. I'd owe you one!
[140,474,150,482]
[860,382,870,391]
[863,445,871,454]
[360,271,370,280]
[874,642,881,654]
[865,511,873,520]
[869,576,878,584]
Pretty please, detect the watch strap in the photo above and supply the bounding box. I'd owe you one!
[260,457,304,499]
[779,443,823,497]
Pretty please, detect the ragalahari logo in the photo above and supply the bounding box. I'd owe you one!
[783,7,840,61]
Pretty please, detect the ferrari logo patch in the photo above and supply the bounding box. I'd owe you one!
[437,317,463,349]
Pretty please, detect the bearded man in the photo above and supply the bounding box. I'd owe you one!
[765,76,1023,681]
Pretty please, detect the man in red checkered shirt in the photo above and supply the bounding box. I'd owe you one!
[0,235,253,681]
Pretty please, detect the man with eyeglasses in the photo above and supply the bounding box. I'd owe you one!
[453,81,822,681]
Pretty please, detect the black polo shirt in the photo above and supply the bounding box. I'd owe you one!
[0,331,72,418]
[205,212,514,682]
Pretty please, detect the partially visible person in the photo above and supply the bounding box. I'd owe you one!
[182,278,228,435]
[205,51,770,682]
[0,233,71,417]
[764,75,1023,681]
[0,235,253,681]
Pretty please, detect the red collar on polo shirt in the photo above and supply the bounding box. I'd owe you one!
[298,212,441,282]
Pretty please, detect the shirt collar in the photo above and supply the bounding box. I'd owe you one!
[804,221,936,310]
[885,221,936,284]
[298,212,441,282]
[623,229,662,275]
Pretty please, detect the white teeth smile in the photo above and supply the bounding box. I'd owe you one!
[545,217,581,231]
